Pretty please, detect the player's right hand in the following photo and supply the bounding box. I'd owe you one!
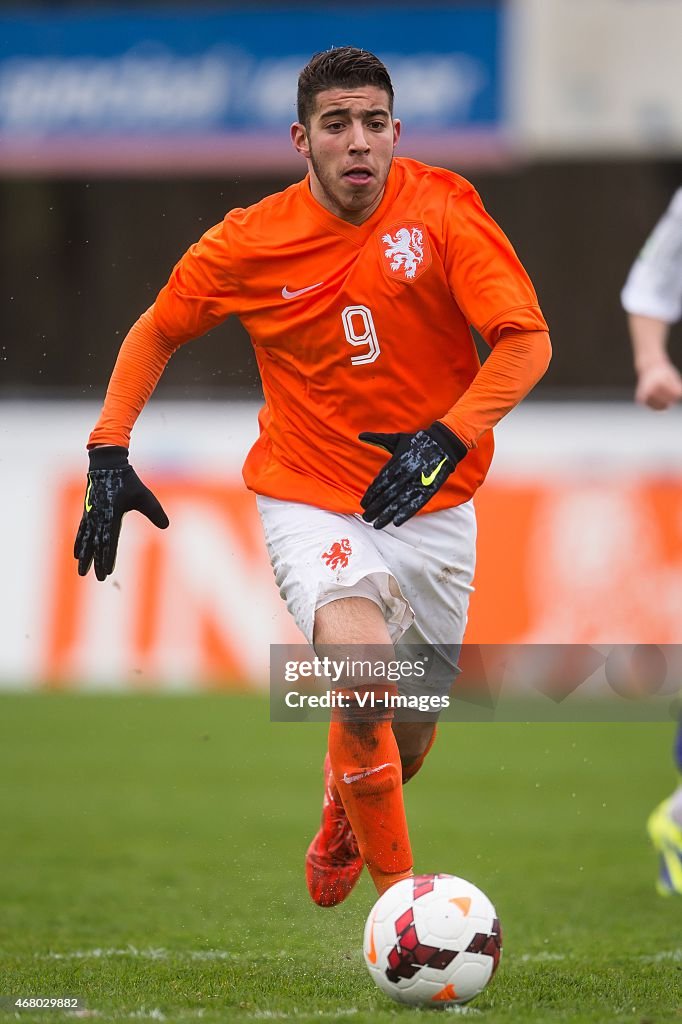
[635,362,682,410]
[74,446,169,581]
[359,422,467,529]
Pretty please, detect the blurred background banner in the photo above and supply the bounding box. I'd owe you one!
[0,4,503,174]
[2,402,681,691]
[512,0,682,155]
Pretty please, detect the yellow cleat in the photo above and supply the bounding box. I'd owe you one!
[647,798,682,896]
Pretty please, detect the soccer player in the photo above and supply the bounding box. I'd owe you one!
[74,47,551,906]
[621,187,682,895]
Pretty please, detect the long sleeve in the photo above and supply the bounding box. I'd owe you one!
[87,307,181,448]
[88,214,240,449]
[439,329,552,448]
[621,188,682,324]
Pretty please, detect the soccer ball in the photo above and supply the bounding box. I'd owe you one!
[363,873,502,1007]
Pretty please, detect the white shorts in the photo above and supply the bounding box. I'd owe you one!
[257,495,476,692]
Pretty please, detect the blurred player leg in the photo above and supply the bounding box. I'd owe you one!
[646,721,682,895]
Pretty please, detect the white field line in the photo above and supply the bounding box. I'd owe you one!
[86,1014,479,1022]
[248,1012,481,1020]
[516,949,682,964]
[37,946,239,962]
[69,1010,208,1021]
[120,1012,166,1021]
[248,1013,359,1021]
[517,952,567,962]
[246,1011,481,1019]
[442,1010,483,1017]
[33,946,682,966]
[638,949,682,962]
[72,1012,355,1023]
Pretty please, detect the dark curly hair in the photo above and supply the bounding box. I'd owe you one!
[297,46,394,127]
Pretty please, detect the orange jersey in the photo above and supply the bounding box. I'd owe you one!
[95,157,549,512]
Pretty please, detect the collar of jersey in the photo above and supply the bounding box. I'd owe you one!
[297,161,401,246]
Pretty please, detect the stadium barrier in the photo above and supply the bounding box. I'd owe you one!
[1,401,680,690]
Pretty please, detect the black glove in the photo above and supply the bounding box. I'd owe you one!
[359,422,467,529]
[74,446,169,581]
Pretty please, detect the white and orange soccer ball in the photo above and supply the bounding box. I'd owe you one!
[363,873,502,1007]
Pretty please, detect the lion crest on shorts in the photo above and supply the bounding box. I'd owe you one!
[377,221,431,283]
[321,538,352,571]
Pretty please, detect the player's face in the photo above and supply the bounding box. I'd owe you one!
[291,86,400,225]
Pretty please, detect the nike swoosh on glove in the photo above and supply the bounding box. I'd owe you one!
[359,422,468,529]
[74,446,169,581]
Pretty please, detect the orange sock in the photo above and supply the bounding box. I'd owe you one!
[402,725,437,784]
[328,717,413,895]
[327,725,438,799]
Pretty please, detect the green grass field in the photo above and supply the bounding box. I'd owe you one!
[0,694,680,1024]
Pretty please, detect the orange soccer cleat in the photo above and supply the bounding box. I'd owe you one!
[306,755,364,907]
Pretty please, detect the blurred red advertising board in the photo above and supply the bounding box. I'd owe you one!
[40,472,682,689]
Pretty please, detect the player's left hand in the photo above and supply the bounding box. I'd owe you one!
[359,423,467,529]
[74,446,169,581]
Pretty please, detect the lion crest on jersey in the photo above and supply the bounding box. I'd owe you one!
[378,221,432,283]
[383,227,424,278]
